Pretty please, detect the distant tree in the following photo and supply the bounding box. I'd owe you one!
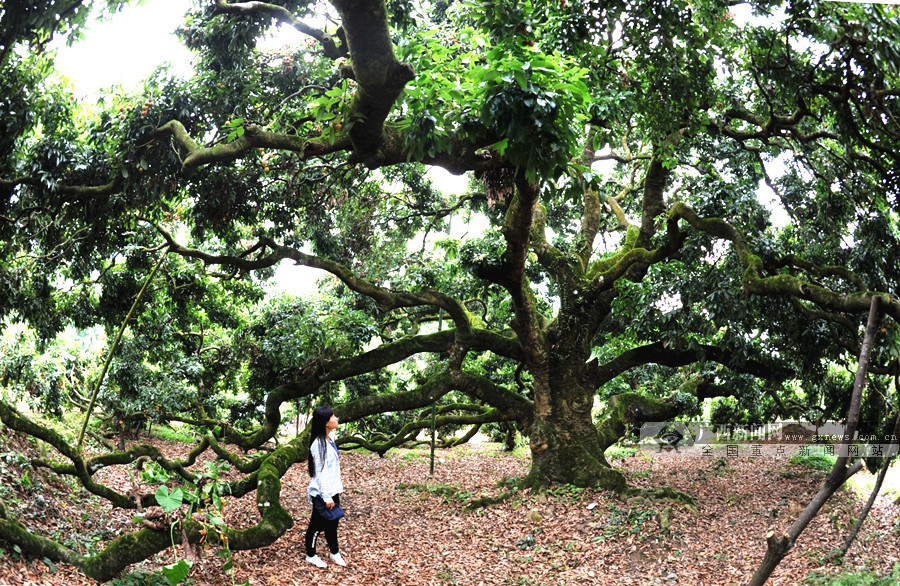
[0,0,899,580]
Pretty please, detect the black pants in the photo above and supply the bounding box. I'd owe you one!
[305,494,340,557]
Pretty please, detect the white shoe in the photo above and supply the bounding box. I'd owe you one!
[306,555,328,569]
[330,552,347,567]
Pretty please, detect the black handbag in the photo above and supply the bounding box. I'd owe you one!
[312,496,345,521]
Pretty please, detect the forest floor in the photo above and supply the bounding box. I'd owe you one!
[0,428,898,585]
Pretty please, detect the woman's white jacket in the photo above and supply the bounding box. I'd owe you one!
[308,436,343,504]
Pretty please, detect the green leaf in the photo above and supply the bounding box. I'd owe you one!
[514,68,528,90]
[163,559,192,585]
[42,557,56,573]
[156,486,184,514]
[478,69,501,84]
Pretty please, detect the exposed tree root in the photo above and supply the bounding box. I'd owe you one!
[625,486,698,514]
[464,489,518,510]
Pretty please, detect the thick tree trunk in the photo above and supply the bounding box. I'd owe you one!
[523,366,677,490]
[527,408,627,490]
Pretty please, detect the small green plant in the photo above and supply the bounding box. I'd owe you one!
[592,502,658,542]
[108,569,173,586]
[437,566,458,583]
[132,460,245,586]
[18,469,33,490]
[546,483,586,502]
[805,545,838,566]
[0,450,29,466]
[396,482,470,502]
[139,461,171,485]
[401,450,428,463]
[516,532,536,550]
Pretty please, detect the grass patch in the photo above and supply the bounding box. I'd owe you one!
[509,444,530,459]
[845,461,900,501]
[400,450,427,463]
[605,445,637,460]
[150,423,197,443]
[805,563,900,585]
[790,452,836,474]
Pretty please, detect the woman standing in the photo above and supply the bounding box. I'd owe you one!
[305,406,347,569]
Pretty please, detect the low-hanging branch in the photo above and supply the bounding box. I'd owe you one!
[183,326,527,452]
[338,407,502,455]
[0,399,202,509]
[0,434,310,582]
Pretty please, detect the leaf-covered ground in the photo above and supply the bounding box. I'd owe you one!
[0,431,898,585]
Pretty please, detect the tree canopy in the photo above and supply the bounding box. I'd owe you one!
[1,0,899,580]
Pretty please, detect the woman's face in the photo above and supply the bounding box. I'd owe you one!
[326,414,339,433]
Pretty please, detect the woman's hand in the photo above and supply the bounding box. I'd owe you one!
[325,500,335,509]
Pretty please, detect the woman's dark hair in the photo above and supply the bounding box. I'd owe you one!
[307,406,334,478]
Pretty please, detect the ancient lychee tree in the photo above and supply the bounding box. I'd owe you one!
[1,0,899,580]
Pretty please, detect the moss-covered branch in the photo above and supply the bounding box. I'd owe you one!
[585,341,791,388]
[336,370,457,422]
[530,202,580,287]
[776,254,868,291]
[637,154,670,248]
[0,175,124,197]
[574,128,604,271]
[595,393,680,451]
[0,399,221,509]
[154,121,350,176]
[331,368,534,456]
[668,202,900,321]
[450,370,534,426]
[339,408,500,454]
[212,0,345,59]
